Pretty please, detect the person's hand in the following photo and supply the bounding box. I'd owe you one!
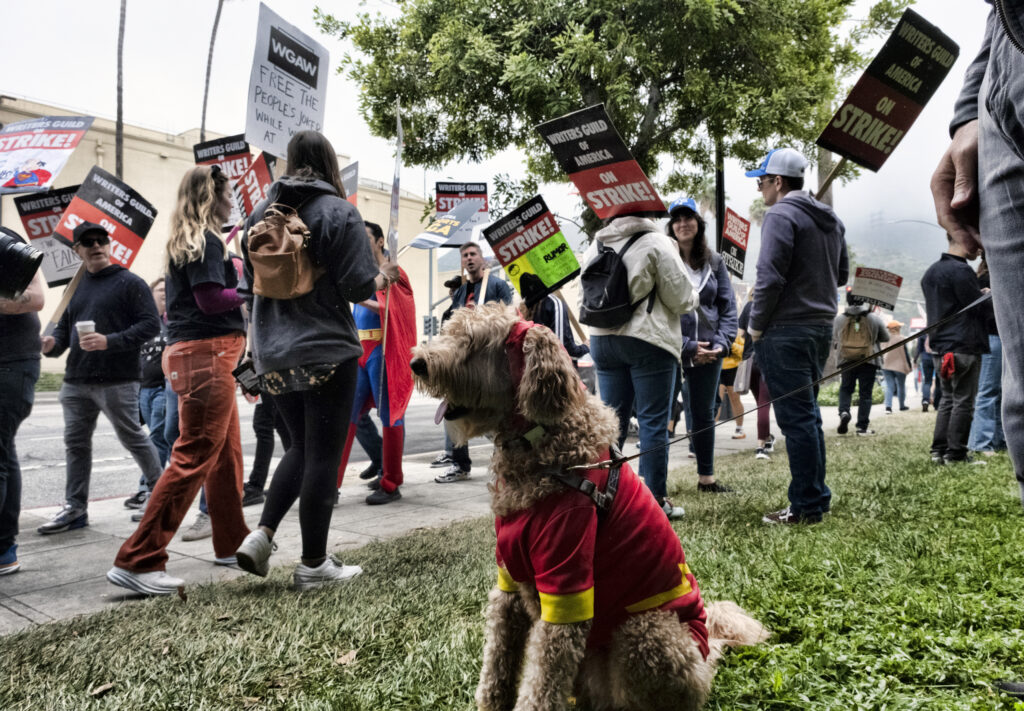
[694,341,721,365]
[41,335,55,354]
[380,261,400,284]
[243,391,260,404]
[981,286,991,294]
[931,119,981,253]
[79,333,108,351]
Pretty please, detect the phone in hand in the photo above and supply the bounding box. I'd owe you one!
[232,360,261,397]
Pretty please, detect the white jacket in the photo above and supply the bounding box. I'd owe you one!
[579,216,699,358]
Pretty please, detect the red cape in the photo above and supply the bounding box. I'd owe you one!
[378,266,416,425]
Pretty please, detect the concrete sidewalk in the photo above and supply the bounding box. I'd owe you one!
[0,393,914,636]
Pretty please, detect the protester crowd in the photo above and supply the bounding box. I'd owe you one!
[0,29,1013,600]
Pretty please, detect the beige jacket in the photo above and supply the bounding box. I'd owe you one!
[580,216,700,358]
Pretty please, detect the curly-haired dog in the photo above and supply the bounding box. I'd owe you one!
[411,304,768,711]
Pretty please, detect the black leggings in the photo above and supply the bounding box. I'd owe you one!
[260,359,358,561]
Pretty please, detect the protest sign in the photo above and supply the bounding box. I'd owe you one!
[342,161,358,206]
[193,134,251,229]
[537,104,663,219]
[387,106,402,258]
[236,152,275,218]
[850,267,903,310]
[0,116,94,194]
[245,2,329,158]
[483,196,580,307]
[409,201,479,250]
[817,9,958,171]
[720,208,750,278]
[910,316,926,331]
[434,182,488,246]
[14,186,81,287]
[51,167,157,269]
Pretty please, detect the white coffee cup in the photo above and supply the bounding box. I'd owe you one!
[75,320,96,336]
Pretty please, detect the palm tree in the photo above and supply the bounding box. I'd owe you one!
[200,0,226,142]
[115,0,126,179]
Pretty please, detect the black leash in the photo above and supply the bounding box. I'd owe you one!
[568,293,993,471]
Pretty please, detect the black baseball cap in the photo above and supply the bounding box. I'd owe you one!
[72,221,110,245]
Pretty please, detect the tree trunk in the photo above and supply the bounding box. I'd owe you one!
[200,0,226,142]
[816,147,834,206]
[115,0,126,179]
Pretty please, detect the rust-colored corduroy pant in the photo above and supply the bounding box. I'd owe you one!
[115,332,249,572]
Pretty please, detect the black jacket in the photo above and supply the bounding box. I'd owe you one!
[241,176,379,375]
[921,253,992,355]
[48,265,160,383]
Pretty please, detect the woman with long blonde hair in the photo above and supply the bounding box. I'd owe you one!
[108,164,250,596]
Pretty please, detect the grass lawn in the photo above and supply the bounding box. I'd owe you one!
[4,414,1024,710]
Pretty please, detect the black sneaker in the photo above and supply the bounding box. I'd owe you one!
[837,411,851,435]
[241,484,265,507]
[922,402,930,412]
[429,454,454,469]
[697,481,735,493]
[930,452,945,465]
[358,463,383,480]
[366,487,402,505]
[37,506,89,535]
[885,408,893,415]
[124,490,148,509]
[995,680,1024,699]
[764,434,776,453]
[367,476,381,491]
[855,428,876,436]
[762,507,822,525]
[755,447,771,461]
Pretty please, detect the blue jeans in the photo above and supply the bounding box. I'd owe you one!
[591,336,677,501]
[755,325,832,519]
[682,360,723,477]
[882,370,907,410]
[978,32,1024,495]
[0,359,39,552]
[968,334,1006,452]
[920,353,941,407]
[139,383,170,467]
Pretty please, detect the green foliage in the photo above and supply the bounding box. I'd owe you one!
[35,372,64,391]
[319,0,910,229]
[2,417,1022,709]
[817,378,884,406]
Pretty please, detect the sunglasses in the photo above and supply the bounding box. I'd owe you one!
[77,235,110,248]
[756,175,777,189]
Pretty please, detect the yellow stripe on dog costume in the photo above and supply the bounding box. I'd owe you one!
[358,328,383,341]
[497,567,520,593]
[624,563,693,613]
[539,588,594,623]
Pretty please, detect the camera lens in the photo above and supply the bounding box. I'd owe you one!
[0,228,44,300]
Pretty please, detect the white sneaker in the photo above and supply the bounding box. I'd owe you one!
[293,558,363,590]
[181,512,212,541]
[659,498,685,520]
[106,566,184,596]
[235,530,276,577]
[214,555,237,566]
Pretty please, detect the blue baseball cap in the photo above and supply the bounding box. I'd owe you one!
[744,148,808,179]
[667,196,698,215]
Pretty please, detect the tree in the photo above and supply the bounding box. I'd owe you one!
[748,197,767,227]
[200,0,226,143]
[321,0,908,232]
[115,0,126,180]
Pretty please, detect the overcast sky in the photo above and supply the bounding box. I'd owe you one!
[1,0,986,244]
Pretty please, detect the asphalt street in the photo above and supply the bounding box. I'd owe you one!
[16,389,484,509]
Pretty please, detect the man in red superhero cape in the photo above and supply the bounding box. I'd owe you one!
[2,158,52,189]
[336,221,416,504]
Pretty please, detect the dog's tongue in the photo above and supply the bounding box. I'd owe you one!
[434,399,448,425]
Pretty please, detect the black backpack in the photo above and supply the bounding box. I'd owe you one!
[579,232,656,328]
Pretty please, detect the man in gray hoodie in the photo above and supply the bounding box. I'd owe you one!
[746,148,849,525]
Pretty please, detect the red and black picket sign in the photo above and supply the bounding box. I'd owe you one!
[194,134,252,230]
[536,104,664,219]
[14,185,81,286]
[51,167,158,269]
[817,8,959,171]
[236,152,275,218]
[342,161,359,207]
[720,208,750,279]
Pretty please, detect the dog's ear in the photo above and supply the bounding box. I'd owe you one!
[516,326,586,424]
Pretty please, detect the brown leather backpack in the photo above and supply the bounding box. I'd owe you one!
[247,201,325,299]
